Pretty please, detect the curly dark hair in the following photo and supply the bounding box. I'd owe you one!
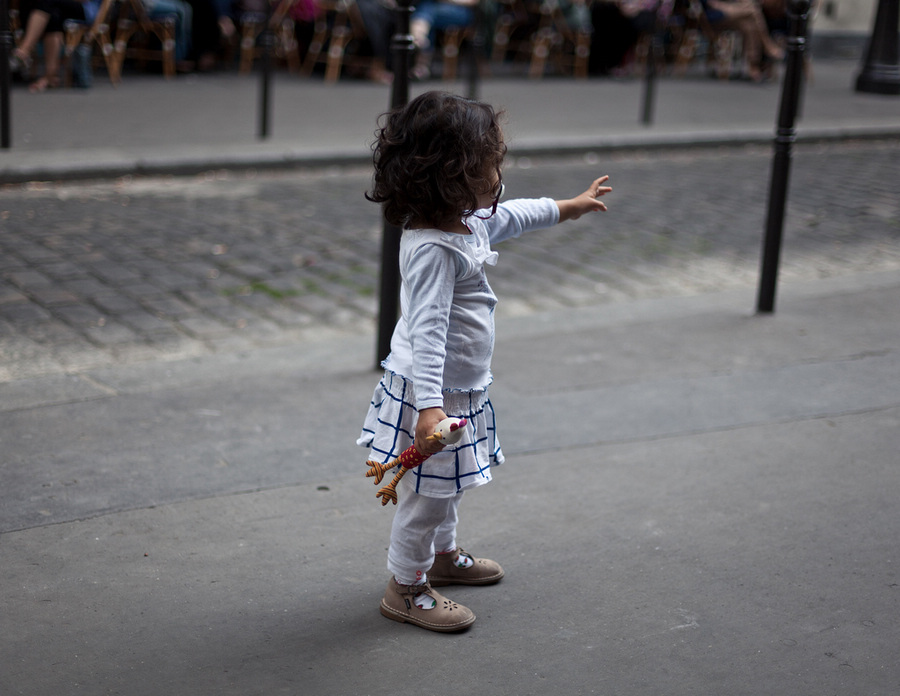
[366,91,507,230]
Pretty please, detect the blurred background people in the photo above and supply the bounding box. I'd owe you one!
[409,0,477,79]
[11,0,100,90]
[702,0,784,80]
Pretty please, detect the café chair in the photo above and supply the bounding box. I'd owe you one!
[113,0,178,78]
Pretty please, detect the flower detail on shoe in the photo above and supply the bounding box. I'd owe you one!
[380,578,475,632]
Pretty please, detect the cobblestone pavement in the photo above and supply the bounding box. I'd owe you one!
[2,140,899,382]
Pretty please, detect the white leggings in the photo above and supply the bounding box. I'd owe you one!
[387,476,464,585]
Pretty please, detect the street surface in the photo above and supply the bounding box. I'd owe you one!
[2,137,899,696]
[4,51,900,695]
[2,139,898,382]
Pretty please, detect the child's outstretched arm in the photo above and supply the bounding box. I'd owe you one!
[555,176,612,222]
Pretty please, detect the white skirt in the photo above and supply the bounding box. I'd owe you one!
[357,370,505,498]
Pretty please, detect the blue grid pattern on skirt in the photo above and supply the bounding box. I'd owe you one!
[358,371,503,496]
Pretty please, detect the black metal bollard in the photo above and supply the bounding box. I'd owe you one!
[1,0,11,149]
[855,0,900,95]
[376,0,415,367]
[640,37,657,125]
[756,0,811,314]
[258,2,274,139]
[466,4,484,100]
[640,7,664,126]
[641,20,661,126]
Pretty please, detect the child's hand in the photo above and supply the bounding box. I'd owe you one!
[556,176,612,222]
[415,407,448,455]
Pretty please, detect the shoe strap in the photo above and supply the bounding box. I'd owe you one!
[394,580,432,597]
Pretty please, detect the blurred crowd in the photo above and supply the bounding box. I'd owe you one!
[7,0,793,91]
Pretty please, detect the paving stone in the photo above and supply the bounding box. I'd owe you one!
[19,319,86,346]
[140,295,196,319]
[117,310,177,334]
[143,327,192,345]
[0,284,29,305]
[36,261,91,281]
[52,304,107,328]
[176,315,233,339]
[4,269,55,291]
[25,287,82,307]
[258,303,316,328]
[119,282,171,301]
[90,293,146,315]
[0,302,53,325]
[84,321,141,346]
[59,277,117,300]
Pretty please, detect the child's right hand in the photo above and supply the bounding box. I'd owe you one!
[556,176,612,222]
[416,407,449,455]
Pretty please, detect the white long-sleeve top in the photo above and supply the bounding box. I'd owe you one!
[383,197,560,410]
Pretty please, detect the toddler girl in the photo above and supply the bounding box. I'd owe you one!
[358,90,611,632]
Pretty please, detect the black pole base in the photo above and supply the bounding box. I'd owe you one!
[854,0,900,96]
[855,63,900,95]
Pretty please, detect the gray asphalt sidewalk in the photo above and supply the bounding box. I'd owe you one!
[2,58,899,183]
[2,55,900,695]
[2,270,899,695]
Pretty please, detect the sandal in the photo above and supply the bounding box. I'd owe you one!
[410,49,433,81]
[9,49,32,77]
[428,547,504,587]
[410,62,431,81]
[28,76,60,93]
[380,578,476,632]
